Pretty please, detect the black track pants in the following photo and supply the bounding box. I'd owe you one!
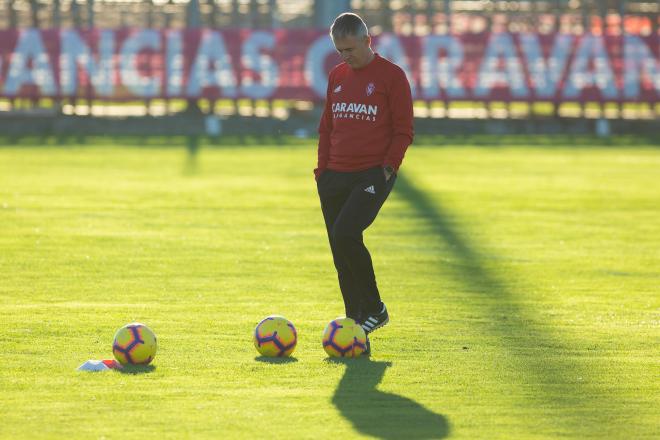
[317,166,396,321]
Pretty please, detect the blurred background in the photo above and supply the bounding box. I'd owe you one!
[0,0,658,138]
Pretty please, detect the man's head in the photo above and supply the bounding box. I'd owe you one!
[330,13,374,69]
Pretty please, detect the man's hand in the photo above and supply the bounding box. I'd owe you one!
[383,165,394,181]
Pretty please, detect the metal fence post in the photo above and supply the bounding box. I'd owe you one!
[86,0,96,115]
[232,0,240,28]
[553,0,562,118]
[581,0,591,119]
[269,0,278,29]
[208,0,218,28]
[53,0,61,28]
[187,0,202,27]
[29,0,39,28]
[88,0,95,27]
[650,1,659,118]
[619,0,626,118]
[186,0,202,114]
[382,0,393,32]
[445,0,453,118]
[314,0,350,28]
[72,0,82,28]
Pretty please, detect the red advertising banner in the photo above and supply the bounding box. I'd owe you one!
[0,28,657,103]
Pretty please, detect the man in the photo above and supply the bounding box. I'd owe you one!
[315,12,414,353]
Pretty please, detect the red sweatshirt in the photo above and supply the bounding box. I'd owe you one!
[315,53,414,180]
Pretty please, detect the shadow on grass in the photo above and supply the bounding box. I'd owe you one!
[254,356,298,364]
[117,364,156,375]
[328,358,449,439]
[183,135,200,175]
[394,173,628,435]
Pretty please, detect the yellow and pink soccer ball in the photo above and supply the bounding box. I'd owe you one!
[254,315,298,357]
[322,317,367,358]
[112,323,158,365]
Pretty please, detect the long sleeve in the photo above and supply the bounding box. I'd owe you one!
[384,70,414,171]
[315,72,334,180]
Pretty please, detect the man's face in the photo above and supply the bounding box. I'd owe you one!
[332,34,373,69]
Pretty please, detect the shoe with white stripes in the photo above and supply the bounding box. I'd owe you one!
[360,304,389,334]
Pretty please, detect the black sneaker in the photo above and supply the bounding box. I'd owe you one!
[360,304,389,334]
[362,335,371,356]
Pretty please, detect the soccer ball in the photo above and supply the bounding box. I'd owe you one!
[112,323,158,365]
[254,315,297,357]
[322,317,367,358]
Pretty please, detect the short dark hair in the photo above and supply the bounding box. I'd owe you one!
[330,13,369,40]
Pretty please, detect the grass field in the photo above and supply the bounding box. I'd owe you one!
[0,138,658,439]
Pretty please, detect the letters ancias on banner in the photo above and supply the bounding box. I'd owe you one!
[0,29,657,103]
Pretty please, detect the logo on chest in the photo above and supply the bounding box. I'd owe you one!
[366,82,375,96]
[331,101,378,122]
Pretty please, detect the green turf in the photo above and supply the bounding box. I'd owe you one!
[0,140,658,439]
